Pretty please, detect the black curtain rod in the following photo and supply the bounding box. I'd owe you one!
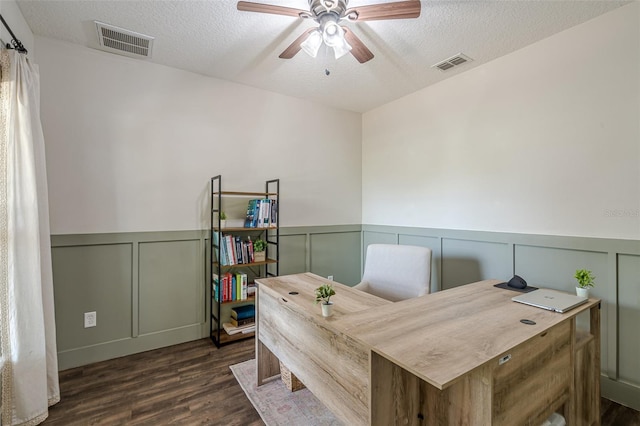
[0,13,27,54]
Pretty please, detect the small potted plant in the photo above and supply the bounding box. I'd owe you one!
[575,269,595,298]
[253,238,266,262]
[315,283,336,317]
[219,211,227,228]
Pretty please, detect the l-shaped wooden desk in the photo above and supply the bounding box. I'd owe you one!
[255,273,600,425]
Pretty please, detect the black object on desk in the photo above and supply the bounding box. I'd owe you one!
[494,275,538,293]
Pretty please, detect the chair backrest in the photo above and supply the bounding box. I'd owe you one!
[360,244,432,302]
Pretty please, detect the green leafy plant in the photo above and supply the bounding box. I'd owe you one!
[575,269,596,289]
[314,283,335,305]
[219,211,227,220]
[253,238,267,252]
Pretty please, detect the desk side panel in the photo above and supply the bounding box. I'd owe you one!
[575,304,601,426]
[370,351,492,426]
[575,338,597,425]
[258,286,370,426]
[371,351,429,426]
[255,287,281,385]
[492,321,572,425]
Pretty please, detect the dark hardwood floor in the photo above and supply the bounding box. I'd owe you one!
[601,399,640,426]
[43,338,640,425]
[43,338,262,425]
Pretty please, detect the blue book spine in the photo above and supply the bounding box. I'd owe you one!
[232,304,255,319]
[232,275,237,301]
[213,231,220,264]
[234,310,255,320]
[245,199,257,228]
[219,235,228,266]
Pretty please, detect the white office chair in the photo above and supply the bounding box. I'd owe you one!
[353,244,432,302]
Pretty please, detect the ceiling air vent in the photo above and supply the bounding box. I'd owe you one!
[432,53,473,72]
[95,21,154,59]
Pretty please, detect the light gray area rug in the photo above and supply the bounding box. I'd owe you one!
[230,359,343,426]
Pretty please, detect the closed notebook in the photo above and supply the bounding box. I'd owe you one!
[512,288,588,313]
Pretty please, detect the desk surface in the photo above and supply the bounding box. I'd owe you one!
[339,279,599,389]
[258,272,391,323]
[258,274,600,391]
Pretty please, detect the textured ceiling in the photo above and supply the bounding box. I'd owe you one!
[17,0,629,112]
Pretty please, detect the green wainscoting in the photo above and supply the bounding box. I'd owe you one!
[362,224,640,411]
[52,242,133,352]
[51,231,208,370]
[138,239,202,335]
[617,254,640,389]
[51,224,639,410]
[51,225,362,371]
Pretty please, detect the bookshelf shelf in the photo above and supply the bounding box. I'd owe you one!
[220,295,255,305]
[213,226,278,232]
[218,330,256,344]
[214,259,278,269]
[212,191,278,197]
[209,175,279,348]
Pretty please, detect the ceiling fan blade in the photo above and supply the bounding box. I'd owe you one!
[345,0,421,21]
[342,27,374,63]
[279,28,316,59]
[237,1,309,18]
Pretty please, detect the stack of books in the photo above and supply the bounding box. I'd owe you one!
[244,199,278,228]
[223,304,255,335]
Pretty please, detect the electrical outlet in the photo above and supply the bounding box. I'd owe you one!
[84,311,96,328]
[328,275,334,281]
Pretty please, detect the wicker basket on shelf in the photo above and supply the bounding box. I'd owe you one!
[279,361,305,392]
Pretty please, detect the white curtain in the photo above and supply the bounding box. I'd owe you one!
[0,49,60,425]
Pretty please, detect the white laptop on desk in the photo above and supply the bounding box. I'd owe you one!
[512,288,588,313]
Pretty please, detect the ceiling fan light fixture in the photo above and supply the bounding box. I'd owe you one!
[301,30,323,58]
[321,21,342,47]
[238,0,422,64]
[332,37,352,59]
[320,20,351,59]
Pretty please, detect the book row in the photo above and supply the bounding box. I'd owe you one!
[215,232,260,266]
[214,272,249,302]
[244,198,278,228]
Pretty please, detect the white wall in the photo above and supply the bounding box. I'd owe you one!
[363,3,640,240]
[36,37,362,234]
[0,0,34,57]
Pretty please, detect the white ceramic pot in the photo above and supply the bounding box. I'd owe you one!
[576,287,589,298]
[220,219,226,228]
[321,302,334,317]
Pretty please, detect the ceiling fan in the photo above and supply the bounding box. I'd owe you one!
[237,0,421,63]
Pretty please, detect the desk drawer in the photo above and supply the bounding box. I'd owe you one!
[493,321,571,425]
